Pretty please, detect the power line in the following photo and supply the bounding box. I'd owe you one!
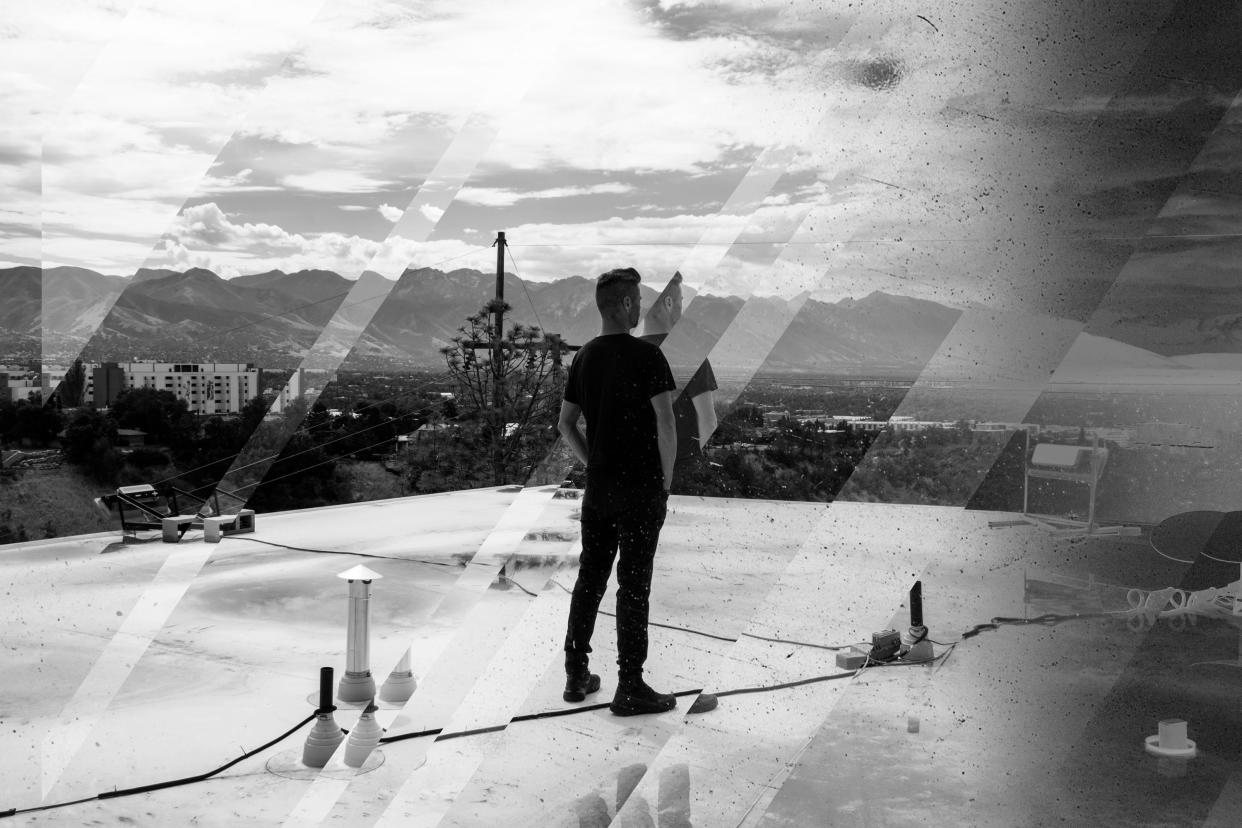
[506,231,1242,247]
[150,370,455,491]
[210,428,417,496]
[505,244,544,333]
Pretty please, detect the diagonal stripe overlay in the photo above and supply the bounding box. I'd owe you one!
[40,545,215,800]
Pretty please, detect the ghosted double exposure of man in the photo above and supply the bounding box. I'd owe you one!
[639,270,718,492]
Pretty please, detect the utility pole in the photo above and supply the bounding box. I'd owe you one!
[492,231,506,484]
[455,231,579,485]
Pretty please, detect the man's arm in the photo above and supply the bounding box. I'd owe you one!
[557,400,589,465]
[690,390,717,450]
[650,391,676,491]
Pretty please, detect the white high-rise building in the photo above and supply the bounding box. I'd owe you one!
[104,362,259,415]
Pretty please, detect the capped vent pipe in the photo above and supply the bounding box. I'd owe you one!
[302,667,344,768]
[338,565,383,703]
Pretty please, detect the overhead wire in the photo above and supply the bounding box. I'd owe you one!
[150,369,455,492]
[505,231,1242,247]
[170,377,453,495]
[121,245,496,489]
[157,332,562,505]
[504,244,544,333]
[144,242,607,502]
[209,429,416,497]
[234,379,538,497]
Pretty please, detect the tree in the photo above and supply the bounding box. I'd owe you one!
[240,395,269,432]
[0,397,16,446]
[63,409,117,463]
[110,388,193,448]
[0,509,29,544]
[440,302,566,486]
[60,359,87,407]
[10,400,63,447]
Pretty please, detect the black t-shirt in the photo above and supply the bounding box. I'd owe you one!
[639,333,718,461]
[564,333,677,513]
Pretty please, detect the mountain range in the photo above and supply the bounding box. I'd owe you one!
[3,265,1240,375]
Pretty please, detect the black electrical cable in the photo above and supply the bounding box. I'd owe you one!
[499,574,539,597]
[556,602,745,644]
[7,586,1132,818]
[1,617,962,819]
[949,610,1127,643]
[220,535,463,568]
[379,657,935,746]
[548,579,857,649]
[6,646,942,823]
[742,632,849,651]
[0,712,316,820]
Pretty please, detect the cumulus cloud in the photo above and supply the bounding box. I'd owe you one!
[378,203,403,222]
[419,204,445,222]
[147,202,492,281]
[171,203,297,249]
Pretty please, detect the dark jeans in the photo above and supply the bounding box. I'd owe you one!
[564,492,668,680]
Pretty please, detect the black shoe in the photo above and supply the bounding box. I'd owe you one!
[563,653,601,702]
[563,671,601,702]
[610,680,677,716]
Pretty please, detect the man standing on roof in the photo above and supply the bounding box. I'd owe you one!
[557,267,680,716]
[639,271,718,492]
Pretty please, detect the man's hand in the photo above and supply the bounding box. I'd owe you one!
[650,391,676,491]
[558,400,589,465]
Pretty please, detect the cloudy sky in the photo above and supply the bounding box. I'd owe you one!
[5,0,1242,314]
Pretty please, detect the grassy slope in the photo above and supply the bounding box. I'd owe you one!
[1,466,116,542]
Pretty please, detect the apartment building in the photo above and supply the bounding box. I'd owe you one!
[92,362,259,415]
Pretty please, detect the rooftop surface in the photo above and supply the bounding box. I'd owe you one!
[2,487,1240,827]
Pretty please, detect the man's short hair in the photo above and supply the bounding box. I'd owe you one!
[652,270,683,309]
[596,267,641,313]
